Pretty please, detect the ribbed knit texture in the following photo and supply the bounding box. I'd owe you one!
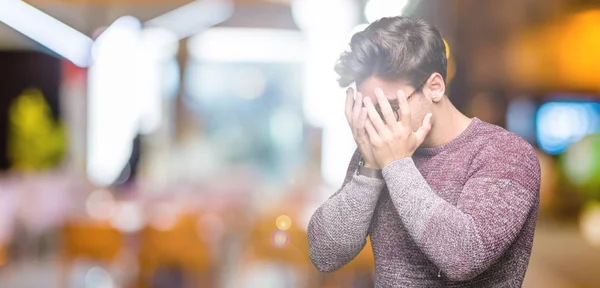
[308,118,541,287]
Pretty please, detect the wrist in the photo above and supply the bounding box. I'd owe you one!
[383,155,411,169]
[358,159,383,179]
[362,161,379,169]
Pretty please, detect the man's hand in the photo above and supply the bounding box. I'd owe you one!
[345,88,379,169]
[363,88,432,168]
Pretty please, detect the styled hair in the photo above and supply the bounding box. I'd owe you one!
[334,16,447,88]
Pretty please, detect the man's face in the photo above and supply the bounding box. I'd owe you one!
[357,76,433,132]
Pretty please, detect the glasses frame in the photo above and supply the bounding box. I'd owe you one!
[374,78,428,121]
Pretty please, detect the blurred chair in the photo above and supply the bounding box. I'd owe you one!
[236,212,317,288]
[60,221,124,287]
[137,213,214,288]
[0,244,6,268]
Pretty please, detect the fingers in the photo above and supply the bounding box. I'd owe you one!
[413,113,433,144]
[397,90,411,127]
[345,88,354,125]
[374,88,396,126]
[364,118,380,145]
[352,92,364,135]
[356,107,369,135]
[355,108,371,148]
[363,97,388,136]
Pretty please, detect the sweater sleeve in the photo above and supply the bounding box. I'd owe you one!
[382,145,540,281]
[307,149,385,272]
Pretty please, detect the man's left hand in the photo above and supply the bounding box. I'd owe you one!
[363,88,433,169]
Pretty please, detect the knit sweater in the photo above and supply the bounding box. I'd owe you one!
[308,118,540,287]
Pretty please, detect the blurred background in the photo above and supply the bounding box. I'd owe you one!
[0,0,599,287]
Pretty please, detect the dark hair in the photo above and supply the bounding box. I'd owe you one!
[334,16,447,88]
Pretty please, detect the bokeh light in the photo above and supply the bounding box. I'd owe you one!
[84,266,115,288]
[579,202,600,248]
[536,101,600,155]
[85,189,116,220]
[507,98,537,144]
[364,0,409,23]
[109,202,144,233]
[148,203,179,231]
[275,215,292,231]
[271,230,290,248]
[562,133,600,200]
[563,136,596,186]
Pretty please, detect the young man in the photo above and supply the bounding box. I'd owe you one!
[307,16,540,287]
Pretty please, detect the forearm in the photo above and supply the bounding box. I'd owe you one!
[382,158,536,281]
[308,174,384,272]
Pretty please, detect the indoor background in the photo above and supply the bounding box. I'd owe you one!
[0,0,599,287]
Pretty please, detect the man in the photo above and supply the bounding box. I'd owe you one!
[307,16,540,287]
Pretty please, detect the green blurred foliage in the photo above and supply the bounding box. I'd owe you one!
[7,88,67,171]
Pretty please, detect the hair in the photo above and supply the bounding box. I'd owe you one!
[334,16,447,89]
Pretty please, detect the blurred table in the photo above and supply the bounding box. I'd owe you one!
[524,221,600,288]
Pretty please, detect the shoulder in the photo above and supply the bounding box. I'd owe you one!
[476,121,538,162]
[470,121,540,188]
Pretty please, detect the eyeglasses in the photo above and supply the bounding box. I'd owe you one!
[374,79,428,121]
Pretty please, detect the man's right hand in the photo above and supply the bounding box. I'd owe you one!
[345,88,379,169]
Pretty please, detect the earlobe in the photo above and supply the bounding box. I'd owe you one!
[432,87,444,102]
[429,73,445,103]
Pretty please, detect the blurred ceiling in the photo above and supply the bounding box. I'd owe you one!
[4,0,600,94]
[0,0,295,49]
[25,0,289,3]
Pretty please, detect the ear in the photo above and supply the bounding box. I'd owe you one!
[425,73,445,103]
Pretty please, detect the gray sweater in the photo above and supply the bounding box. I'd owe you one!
[308,118,540,287]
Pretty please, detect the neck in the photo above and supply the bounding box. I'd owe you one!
[421,98,472,148]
